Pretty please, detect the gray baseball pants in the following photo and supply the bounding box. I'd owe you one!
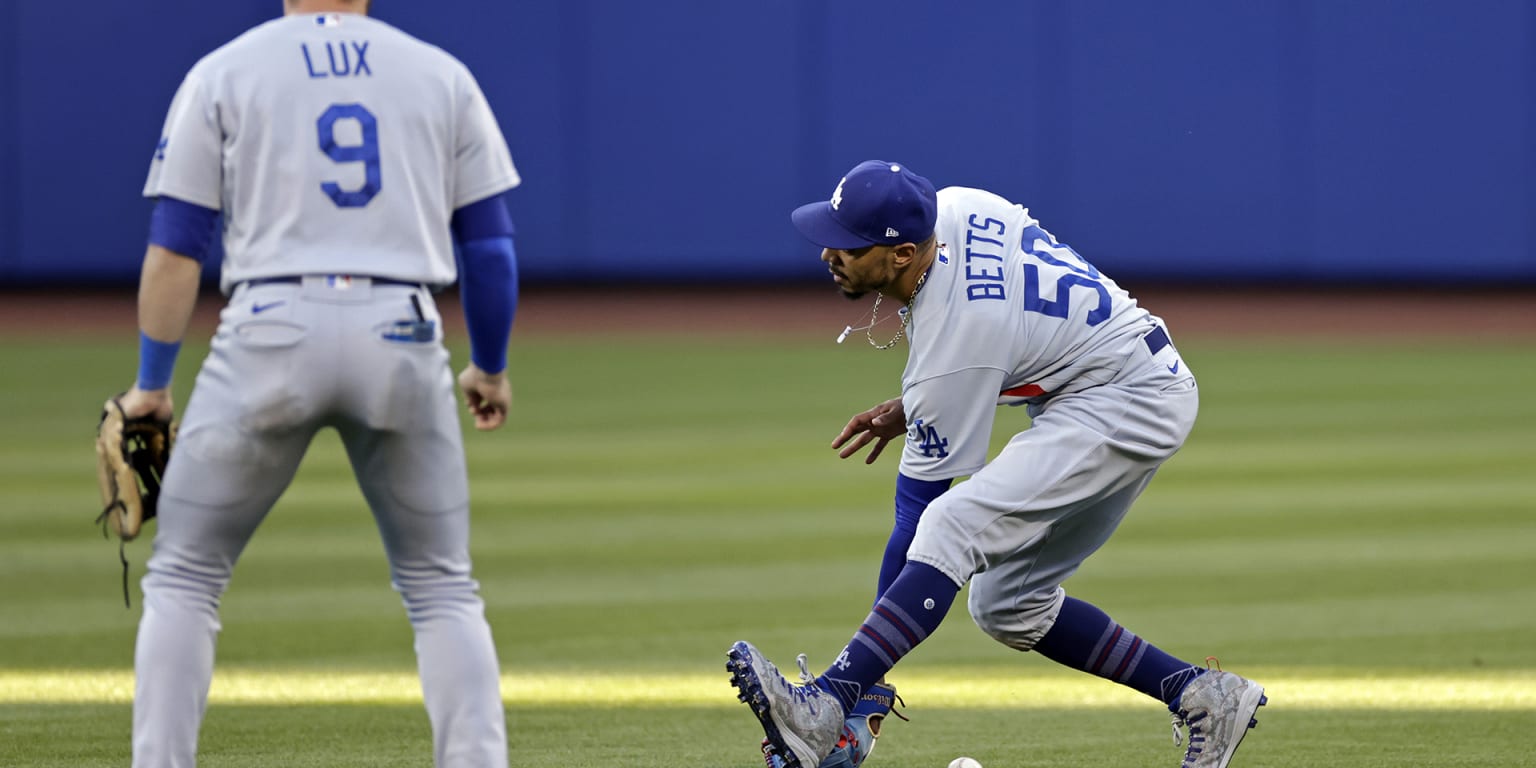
[132,276,506,768]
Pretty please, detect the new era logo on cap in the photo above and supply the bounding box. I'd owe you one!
[790,160,938,250]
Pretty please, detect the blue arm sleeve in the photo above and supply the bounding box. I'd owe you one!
[876,472,954,597]
[147,196,220,264]
[452,195,518,374]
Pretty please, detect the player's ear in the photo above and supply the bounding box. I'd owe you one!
[890,241,918,267]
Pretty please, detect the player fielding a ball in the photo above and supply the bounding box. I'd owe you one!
[730,161,1266,768]
[115,1,520,765]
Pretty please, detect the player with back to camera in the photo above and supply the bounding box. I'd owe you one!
[730,160,1267,768]
[115,0,520,765]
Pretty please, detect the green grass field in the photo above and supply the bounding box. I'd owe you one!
[2,330,1534,767]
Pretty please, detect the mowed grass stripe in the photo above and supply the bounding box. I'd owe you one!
[4,669,1533,710]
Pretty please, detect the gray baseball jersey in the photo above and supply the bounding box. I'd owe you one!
[900,186,1199,650]
[143,12,519,291]
[133,13,512,768]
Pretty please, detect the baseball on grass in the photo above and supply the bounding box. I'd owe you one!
[948,758,983,768]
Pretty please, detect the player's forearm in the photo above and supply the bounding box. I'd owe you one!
[458,236,518,374]
[138,245,204,343]
[132,245,202,391]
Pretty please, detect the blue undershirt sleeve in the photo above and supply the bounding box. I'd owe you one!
[451,194,518,374]
[876,472,954,597]
[146,196,220,264]
[451,192,515,242]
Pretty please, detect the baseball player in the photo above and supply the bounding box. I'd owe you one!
[729,161,1266,768]
[114,1,519,766]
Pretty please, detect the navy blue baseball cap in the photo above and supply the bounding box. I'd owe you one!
[791,160,938,250]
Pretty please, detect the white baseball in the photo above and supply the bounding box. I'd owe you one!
[948,758,983,768]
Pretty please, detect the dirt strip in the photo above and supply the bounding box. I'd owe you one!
[0,285,1532,340]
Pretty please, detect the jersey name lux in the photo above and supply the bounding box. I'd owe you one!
[301,41,372,79]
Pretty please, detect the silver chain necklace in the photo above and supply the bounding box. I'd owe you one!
[865,268,930,350]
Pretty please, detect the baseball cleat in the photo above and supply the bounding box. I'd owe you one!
[762,716,874,768]
[761,671,901,768]
[728,641,845,768]
[762,739,786,768]
[1169,669,1267,768]
[762,739,787,768]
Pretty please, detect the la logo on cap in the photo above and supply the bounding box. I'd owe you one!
[789,159,937,251]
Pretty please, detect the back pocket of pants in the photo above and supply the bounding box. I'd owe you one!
[235,320,307,348]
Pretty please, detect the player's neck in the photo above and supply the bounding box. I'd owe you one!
[284,0,369,16]
[883,245,936,306]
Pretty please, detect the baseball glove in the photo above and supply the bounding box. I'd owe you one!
[94,396,175,542]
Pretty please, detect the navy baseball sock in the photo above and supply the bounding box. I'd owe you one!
[1032,596,1203,706]
[815,561,958,714]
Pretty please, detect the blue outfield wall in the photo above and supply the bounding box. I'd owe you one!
[0,0,1532,286]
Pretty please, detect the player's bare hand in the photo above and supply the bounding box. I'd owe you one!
[118,385,175,422]
[457,364,511,431]
[832,397,905,464]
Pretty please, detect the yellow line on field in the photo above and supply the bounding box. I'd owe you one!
[4,669,1533,709]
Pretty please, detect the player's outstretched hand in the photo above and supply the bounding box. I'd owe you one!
[832,397,905,464]
[457,364,511,431]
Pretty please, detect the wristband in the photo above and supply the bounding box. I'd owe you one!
[137,332,181,390]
